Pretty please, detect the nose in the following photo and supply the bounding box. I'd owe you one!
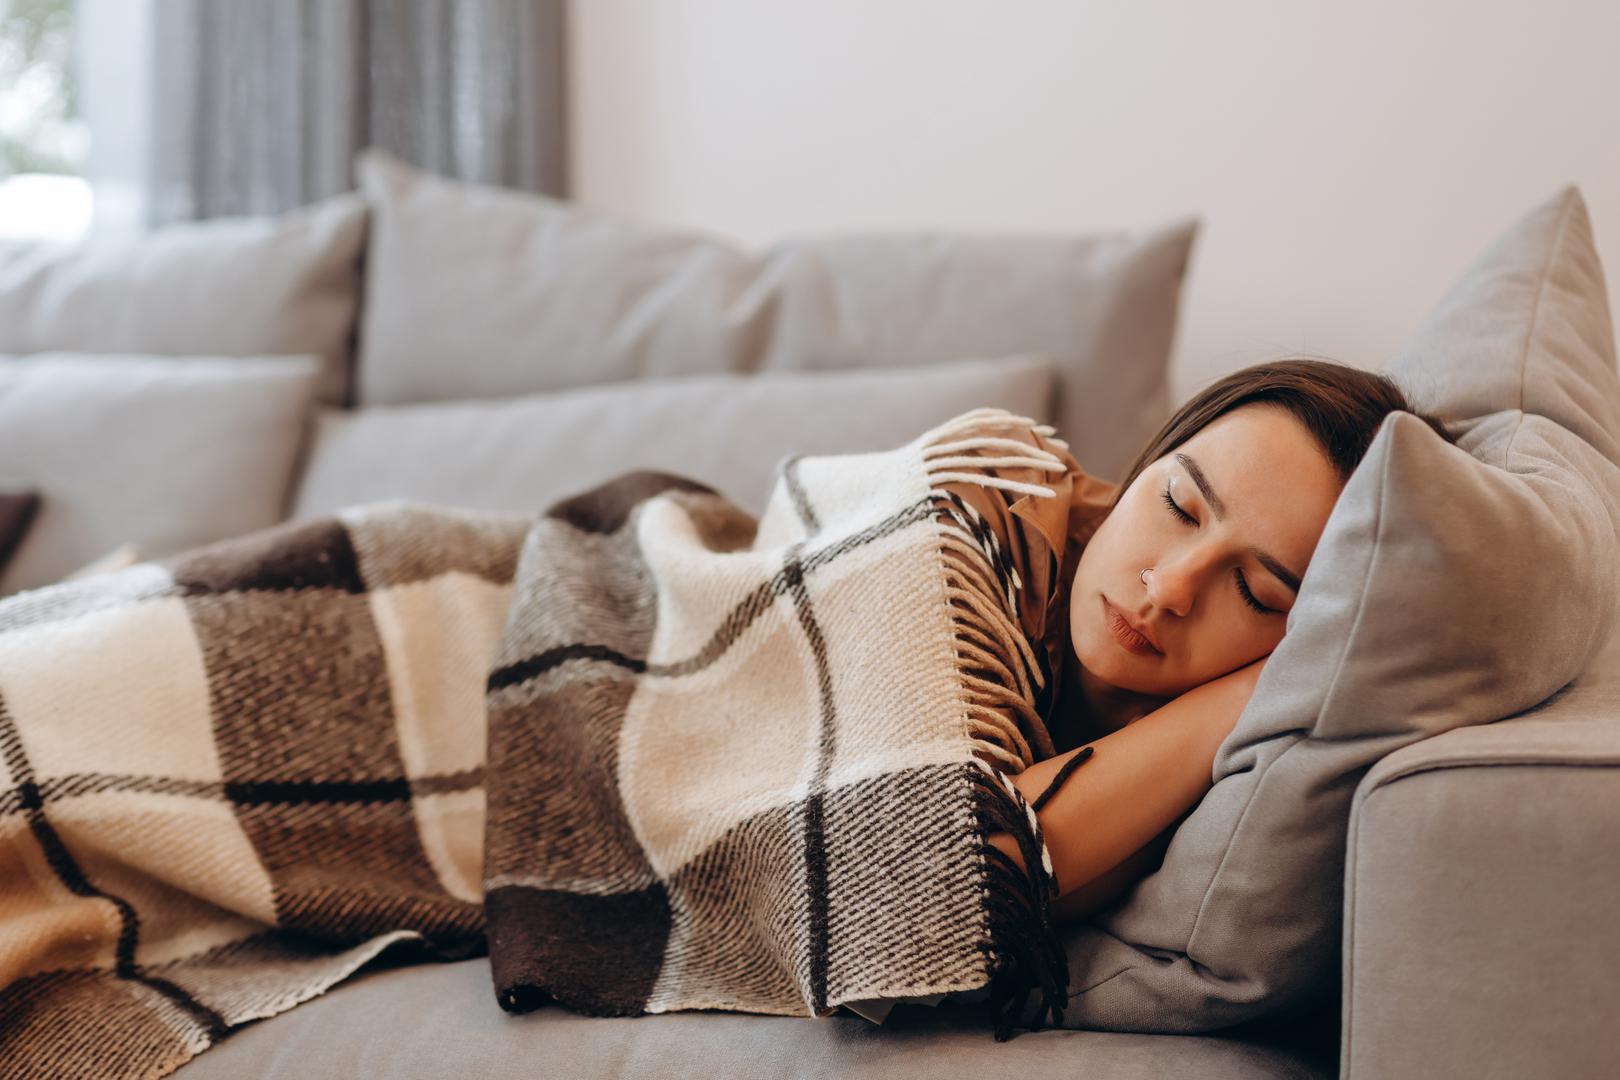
[1143,546,1215,617]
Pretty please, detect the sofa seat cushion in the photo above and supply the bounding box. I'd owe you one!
[173,955,1335,1080]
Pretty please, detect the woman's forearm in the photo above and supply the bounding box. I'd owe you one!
[1049,817,1177,922]
[988,659,1262,898]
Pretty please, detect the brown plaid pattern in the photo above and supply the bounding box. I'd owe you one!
[0,408,1081,1077]
[0,503,524,1078]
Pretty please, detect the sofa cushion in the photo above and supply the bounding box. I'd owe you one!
[291,353,1056,521]
[0,353,322,595]
[0,193,366,405]
[353,148,1194,483]
[171,954,1335,1080]
[1046,185,1620,1033]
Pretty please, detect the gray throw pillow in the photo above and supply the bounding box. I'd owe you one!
[353,148,1195,484]
[0,193,365,406]
[1043,185,1620,1033]
[0,354,322,595]
[291,354,1056,521]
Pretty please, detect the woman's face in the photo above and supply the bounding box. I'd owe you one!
[1069,403,1344,698]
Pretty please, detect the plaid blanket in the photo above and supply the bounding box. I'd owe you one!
[0,407,1085,1077]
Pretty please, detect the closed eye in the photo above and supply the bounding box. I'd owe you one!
[1161,486,1195,525]
[1162,484,1282,616]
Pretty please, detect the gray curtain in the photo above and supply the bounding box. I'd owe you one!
[149,0,567,224]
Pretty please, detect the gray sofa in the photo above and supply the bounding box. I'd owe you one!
[175,612,1620,1080]
[3,154,1618,1079]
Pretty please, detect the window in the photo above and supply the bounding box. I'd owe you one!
[0,0,90,241]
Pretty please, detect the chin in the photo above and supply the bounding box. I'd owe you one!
[1073,627,1176,697]
[1074,632,1140,687]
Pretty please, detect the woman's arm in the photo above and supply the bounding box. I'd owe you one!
[1049,817,1179,922]
[988,657,1265,903]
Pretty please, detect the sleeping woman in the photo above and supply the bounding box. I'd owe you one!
[954,357,1456,926]
[0,351,1461,1055]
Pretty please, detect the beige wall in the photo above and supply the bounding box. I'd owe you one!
[568,0,1620,406]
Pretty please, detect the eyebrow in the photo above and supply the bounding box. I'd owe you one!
[1173,452,1304,594]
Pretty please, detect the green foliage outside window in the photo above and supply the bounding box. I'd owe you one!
[1,0,82,177]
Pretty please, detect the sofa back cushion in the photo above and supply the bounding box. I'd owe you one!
[0,194,365,406]
[0,354,322,595]
[292,354,1056,521]
[353,148,1195,483]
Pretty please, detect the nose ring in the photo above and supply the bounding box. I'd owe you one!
[1140,567,1153,586]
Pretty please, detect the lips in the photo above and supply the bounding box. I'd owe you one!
[1102,596,1163,657]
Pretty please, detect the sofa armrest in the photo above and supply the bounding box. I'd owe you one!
[1341,651,1620,1080]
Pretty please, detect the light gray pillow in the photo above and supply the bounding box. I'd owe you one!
[0,193,365,406]
[0,353,323,595]
[291,353,1056,521]
[353,148,1194,484]
[1045,185,1620,1033]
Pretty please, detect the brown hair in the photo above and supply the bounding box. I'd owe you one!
[1112,356,1457,506]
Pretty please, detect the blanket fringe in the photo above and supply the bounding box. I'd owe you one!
[912,407,1091,1039]
[916,407,1071,769]
[966,751,1094,1040]
[918,407,1068,498]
